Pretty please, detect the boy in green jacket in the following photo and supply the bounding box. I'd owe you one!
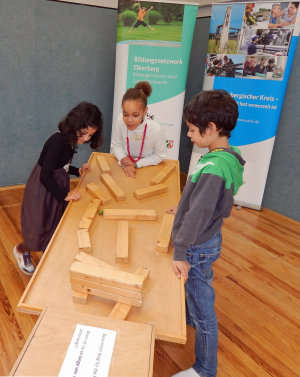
[170,90,245,377]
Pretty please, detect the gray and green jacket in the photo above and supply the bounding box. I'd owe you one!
[172,146,245,261]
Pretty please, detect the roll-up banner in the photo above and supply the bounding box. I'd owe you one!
[189,2,300,210]
[111,0,198,159]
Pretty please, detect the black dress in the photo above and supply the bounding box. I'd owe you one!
[21,132,79,251]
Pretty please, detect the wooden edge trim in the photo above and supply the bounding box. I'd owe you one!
[9,307,49,376]
[148,323,155,377]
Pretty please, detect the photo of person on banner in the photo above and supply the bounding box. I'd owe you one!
[206,54,244,77]
[268,2,299,28]
[117,1,184,43]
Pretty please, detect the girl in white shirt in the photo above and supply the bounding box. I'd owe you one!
[111,81,167,178]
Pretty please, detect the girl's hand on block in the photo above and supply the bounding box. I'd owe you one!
[65,190,81,202]
[123,165,136,178]
[173,260,190,283]
[79,163,90,176]
[167,206,178,215]
[120,156,136,166]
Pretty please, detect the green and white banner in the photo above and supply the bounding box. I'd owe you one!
[112,0,197,158]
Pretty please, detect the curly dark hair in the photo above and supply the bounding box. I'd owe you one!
[122,81,152,109]
[184,90,238,138]
[58,102,103,149]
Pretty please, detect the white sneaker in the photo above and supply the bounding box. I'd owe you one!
[172,368,200,377]
[13,244,35,276]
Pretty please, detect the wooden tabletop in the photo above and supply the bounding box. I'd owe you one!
[18,153,186,344]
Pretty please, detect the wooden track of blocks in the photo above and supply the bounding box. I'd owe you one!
[103,208,157,220]
[100,173,125,201]
[86,183,112,204]
[116,221,129,263]
[150,164,176,185]
[96,155,111,174]
[134,183,167,200]
[156,213,174,253]
[78,199,101,230]
[75,252,119,270]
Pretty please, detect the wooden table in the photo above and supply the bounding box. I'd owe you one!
[18,153,186,344]
[10,307,154,377]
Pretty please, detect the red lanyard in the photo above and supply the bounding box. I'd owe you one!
[126,123,148,163]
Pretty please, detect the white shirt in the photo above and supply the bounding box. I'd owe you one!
[111,114,167,168]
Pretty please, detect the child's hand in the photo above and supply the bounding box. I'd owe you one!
[123,165,136,178]
[120,156,136,166]
[173,260,190,282]
[65,190,81,202]
[79,163,90,176]
[167,206,178,215]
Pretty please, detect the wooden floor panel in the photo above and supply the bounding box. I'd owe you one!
[0,184,300,376]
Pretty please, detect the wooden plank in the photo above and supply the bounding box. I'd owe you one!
[116,221,129,263]
[72,290,88,304]
[150,165,176,185]
[96,155,111,174]
[76,229,91,253]
[156,213,174,253]
[82,199,101,219]
[100,173,125,201]
[70,277,144,300]
[134,184,167,200]
[103,208,157,221]
[86,182,112,204]
[78,217,93,230]
[70,261,145,292]
[74,252,119,270]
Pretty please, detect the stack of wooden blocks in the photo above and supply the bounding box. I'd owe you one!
[70,252,149,308]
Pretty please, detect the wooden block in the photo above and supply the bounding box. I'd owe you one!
[150,164,176,185]
[116,221,129,263]
[72,290,88,304]
[100,173,125,201]
[78,217,93,230]
[72,284,143,307]
[70,262,145,292]
[103,208,157,221]
[96,155,111,174]
[76,229,91,253]
[109,266,150,320]
[156,213,174,253]
[86,183,112,204]
[70,277,143,300]
[82,199,101,219]
[75,252,119,270]
[134,183,167,200]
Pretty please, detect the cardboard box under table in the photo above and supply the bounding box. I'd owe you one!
[10,307,154,377]
[18,153,186,344]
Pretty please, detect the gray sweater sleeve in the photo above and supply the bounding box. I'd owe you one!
[172,174,225,261]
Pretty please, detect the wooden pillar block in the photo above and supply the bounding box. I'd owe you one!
[156,213,174,253]
[77,229,91,253]
[100,173,125,201]
[86,183,112,205]
[82,199,101,219]
[78,217,93,230]
[96,155,111,174]
[150,164,176,185]
[116,221,129,263]
[134,184,167,200]
[103,208,157,220]
[72,290,88,304]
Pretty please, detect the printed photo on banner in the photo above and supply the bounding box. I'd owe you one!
[117,1,184,45]
[205,54,244,77]
[205,2,298,81]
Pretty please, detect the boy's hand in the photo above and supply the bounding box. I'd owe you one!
[173,260,190,283]
[65,190,81,202]
[167,206,178,215]
[123,165,136,178]
[79,163,90,176]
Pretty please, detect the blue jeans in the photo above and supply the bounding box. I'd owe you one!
[185,230,222,377]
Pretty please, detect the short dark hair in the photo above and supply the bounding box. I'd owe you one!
[183,90,238,138]
[268,58,275,64]
[58,102,103,149]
